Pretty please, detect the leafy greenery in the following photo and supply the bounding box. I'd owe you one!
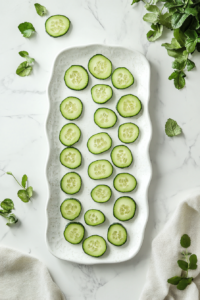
[0,199,18,226]
[18,22,36,38]
[16,51,35,77]
[167,234,197,290]
[131,0,200,89]
[34,3,47,16]
[165,118,182,137]
[7,172,33,203]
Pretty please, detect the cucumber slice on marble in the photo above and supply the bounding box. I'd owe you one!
[45,15,70,37]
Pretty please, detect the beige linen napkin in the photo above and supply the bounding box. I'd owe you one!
[140,191,200,300]
[0,246,65,300]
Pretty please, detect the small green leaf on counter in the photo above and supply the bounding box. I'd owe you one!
[186,59,195,71]
[131,0,140,4]
[26,186,33,198]
[1,199,14,211]
[16,61,32,77]
[147,24,163,42]
[180,234,191,248]
[18,22,36,38]
[165,118,182,137]
[7,172,33,203]
[19,51,35,64]
[34,3,47,16]
[21,174,28,188]
[5,214,18,226]
[17,190,30,203]
[189,254,198,270]
[169,70,186,89]
[0,199,18,226]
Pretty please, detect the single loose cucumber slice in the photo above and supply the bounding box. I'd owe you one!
[112,67,134,89]
[64,222,85,244]
[117,95,142,117]
[87,132,112,154]
[91,185,112,203]
[113,173,137,193]
[60,147,82,169]
[45,15,70,37]
[64,65,89,90]
[118,123,139,143]
[88,54,112,79]
[60,199,81,220]
[91,84,113,104]
[113,197,136,221]
[88,160,113,180]
[60,97,83,120]
[61,172,82,194]
[111,145,133,168]
[83,235,107,257]
[107,223,127,246]
[84,209,105,226]
[59,123,81,146]
[94,108,117,129]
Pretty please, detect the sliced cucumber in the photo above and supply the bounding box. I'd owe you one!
[87,132,112,154]
[59,123,81,146]
[113,173,137,193]
[94,108,117,129]
[64,65,89,91]
[61,172,82,194]
[88,160,113,180]
[112,67,134,89]
[64,222,85,244]
[60,147,82,169]
[83,235,107,257]
[107,223,127,246]
[45,15,70,38]
[91,185,112,203]
[60,97,83,120]
[118,123,139,143]
[91,84,113,104]
[60,199,81,220]
[114,197,136,221]
[111,145,133,168]
[117,95,142,117]
[88,54,112,79]
[84,209,105,226]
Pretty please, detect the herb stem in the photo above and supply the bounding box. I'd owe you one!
[11,174,24,189]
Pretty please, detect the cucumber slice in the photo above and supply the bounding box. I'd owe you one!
[111,145,133,168]
[61,172,82,194]
[107,223,127,246]
[113,173,137,193]
[91,185,112,203]
[59,123,81,146]
[60,147,82,169]
[83,235,107,257]
[60,199,81,220]
[116,95,142,117]
[88,54,112,79]
[113,197,136,221]
[91,84,113,104]
[94,108,117,129]
[45,15,70,38]
[64,65,89,91]
[64,222,85,244]
[60,97,83,120]
[118,123,139,143]
[112,67,134,89]
[88,160,113,180]
[84,209,105,226]
[87,132,112,154]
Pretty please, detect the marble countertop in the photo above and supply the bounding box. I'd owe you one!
[1,0,200,299]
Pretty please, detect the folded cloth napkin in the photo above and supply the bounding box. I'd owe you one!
[0,246,65,300]
[140,191,200,300]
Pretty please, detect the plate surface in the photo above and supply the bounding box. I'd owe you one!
[46,44,152,264]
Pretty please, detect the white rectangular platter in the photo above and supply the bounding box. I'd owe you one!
[46,44,152,264]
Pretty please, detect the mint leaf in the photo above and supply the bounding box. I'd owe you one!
[143,12,159,24]
[189,254,198,270]
[174,28,186,47]
[180,234,191,248]
[171,13,189,29]
[159,12,173,29]
[172,59,186,70]
[162,38,182,50]
[167,48,188,62]
[169,70,186,89]
[167,276,182,285]
[177,278,193,290]
[16,61,32,77]
[6,172,13,175]
[17,190,30,203]
[26,186,33,198]
[34,3,47,16]
[147,24,163,41]
[6,213,18,226]
[18,22,36,38]
[1,199,14,211]
[165,118,182,137]
[185,29,198,53]
[19,51,35,64]
[164,0,184,9]
[186,59,195,71]
[19,51,29,58]
[21,175,28,189]
[178,260,189,271]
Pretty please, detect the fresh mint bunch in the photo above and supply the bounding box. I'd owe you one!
[0,199,18,226]
[16,51,35,77]
[7,172,33,203]
[167,234,198,290]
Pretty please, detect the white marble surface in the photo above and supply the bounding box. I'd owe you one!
[1,0,200,299]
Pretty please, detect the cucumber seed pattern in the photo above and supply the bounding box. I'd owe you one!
[117,150,127,163]
[94,137,107,149]
[119,177,129,187]
[112,230,123,241]
[50,19,65,34]
[88,239,101,252]
[70,71,82,85]
[88,213,99,224]
[123,127,135,138]
[66,177,77,189]
[69,228,80,240]
[65,152,76,163]
[65,101,77,113]
[117,73,129,85]
[123,99,136,112]
[120,204,131,215]
[94,164,106,176]
[65,128,76,140]
[99,112,109,124]
[95,188,108,199]
[95,86,106,98]
[94,60,107,74]
[65,203,78,216]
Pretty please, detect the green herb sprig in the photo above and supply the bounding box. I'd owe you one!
[7,172,33,203]
[132,0,200,89]
[0,199,18,226]
[18,22,36,38]
[167,234,198,290]
[16,51,35,77]
[34,3,47,16]
[165,118,182,137]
